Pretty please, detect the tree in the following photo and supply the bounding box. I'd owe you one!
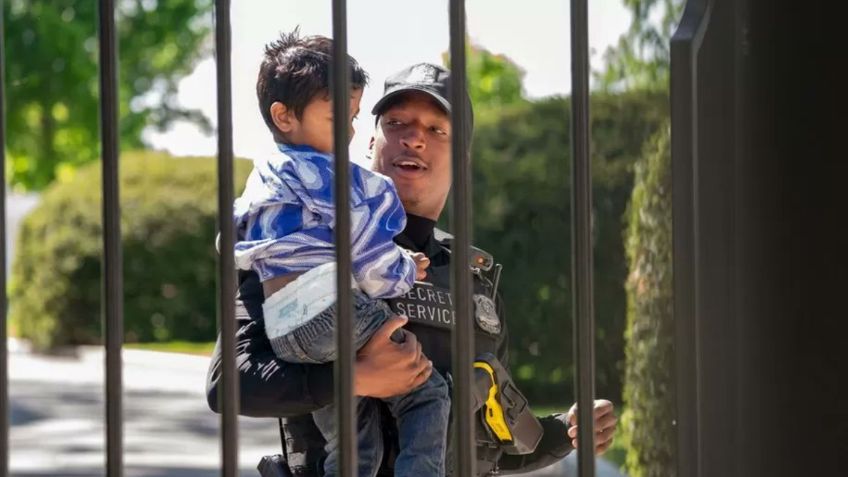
[471,92,668,405]
[620,123,674,477]
[443,42,527,110]
[3,0,213,190]
[597,0,685,92]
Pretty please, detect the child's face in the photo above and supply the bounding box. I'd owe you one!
[277,88,363,154]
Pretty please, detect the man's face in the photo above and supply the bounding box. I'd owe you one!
[273,87,363,154]
[370,92,452,220]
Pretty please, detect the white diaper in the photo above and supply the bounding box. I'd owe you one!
[262,262,358,340]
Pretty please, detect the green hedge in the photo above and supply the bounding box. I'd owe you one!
[621,123,675,477]
[11,151,252,350]
[471,91,667,405]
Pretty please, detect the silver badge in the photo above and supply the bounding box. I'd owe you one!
[473,294,501,335]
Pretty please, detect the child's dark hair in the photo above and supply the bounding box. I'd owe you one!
[257,28,368,141]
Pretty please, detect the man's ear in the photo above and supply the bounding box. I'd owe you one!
[270,102,295,134]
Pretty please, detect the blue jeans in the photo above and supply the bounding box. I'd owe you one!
[274,290,450,477]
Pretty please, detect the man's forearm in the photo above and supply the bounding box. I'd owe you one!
[205,334,335,418]
[497,413,573,474]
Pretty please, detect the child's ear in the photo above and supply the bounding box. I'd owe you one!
[270,102,295,134]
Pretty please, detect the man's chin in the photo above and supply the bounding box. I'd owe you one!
[397,193,425,215]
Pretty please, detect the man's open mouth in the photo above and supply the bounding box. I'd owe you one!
[392,158,428,172]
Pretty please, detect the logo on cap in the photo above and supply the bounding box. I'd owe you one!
[404,64,439,85]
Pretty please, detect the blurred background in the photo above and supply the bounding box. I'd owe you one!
[5,0,682,475]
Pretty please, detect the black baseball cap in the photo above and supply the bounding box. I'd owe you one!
[371,63,474,145]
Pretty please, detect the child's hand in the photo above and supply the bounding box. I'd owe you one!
[411,252,430,280]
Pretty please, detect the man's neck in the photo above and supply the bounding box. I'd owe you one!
[402,213,436,250]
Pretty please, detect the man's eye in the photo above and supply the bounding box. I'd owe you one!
[431,126,448,136]
[386,119,402,126]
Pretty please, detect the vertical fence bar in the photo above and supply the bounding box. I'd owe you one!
[449,1,475,475]
[214,1,239,476]
[670,3,711,476]
[0,4,7,476]
[570,0,596,474]
[98,1,124,475]
[331,1,356,475]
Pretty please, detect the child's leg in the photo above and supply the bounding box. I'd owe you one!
[272,290,397,477]
[383,371,451,477]
[269,289,394,364]
[313,397,384,477]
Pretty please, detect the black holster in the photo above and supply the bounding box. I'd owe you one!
[257,454,295,477]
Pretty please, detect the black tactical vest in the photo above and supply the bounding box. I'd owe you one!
[283,229,509,477]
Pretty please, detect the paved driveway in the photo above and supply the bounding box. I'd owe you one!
[8,340,624,476]
[6,194,624,476]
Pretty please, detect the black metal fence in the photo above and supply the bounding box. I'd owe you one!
[0,0,598,475]
[0,3,7,477]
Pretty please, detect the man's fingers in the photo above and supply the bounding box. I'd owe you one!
[566,404,578,426]
[408,342,432,388]
[596,413,618,433]
[569,399,614,427]
[408,340,424,368]
[568,420,617,441]
[410,360,433,388]
[372,315,408,343]
[595,436,613,455]
[593,399,614,419]
[570,429,615,455]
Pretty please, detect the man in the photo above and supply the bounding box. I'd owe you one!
[207,63,617,476]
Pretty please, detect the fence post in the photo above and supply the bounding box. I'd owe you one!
[330,1,356,475]
[448,1,476,475]
[570,0,597,474]
[213,1,239,476]
[0,3,8,475]
[98,1,124,475]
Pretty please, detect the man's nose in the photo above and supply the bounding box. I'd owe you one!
[401,126,425,150]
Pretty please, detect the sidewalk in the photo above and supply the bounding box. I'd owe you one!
[9,339,278,476]
[8,339,624,476]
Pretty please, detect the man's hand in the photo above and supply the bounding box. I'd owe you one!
[565,400,617,455]
[354,315,432,398]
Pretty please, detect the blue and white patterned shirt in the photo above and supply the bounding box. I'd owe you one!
[233,144,416,299]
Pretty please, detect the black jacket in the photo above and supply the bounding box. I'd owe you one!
[206,220,573,475]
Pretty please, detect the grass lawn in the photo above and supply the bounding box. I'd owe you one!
[124,340,216,356]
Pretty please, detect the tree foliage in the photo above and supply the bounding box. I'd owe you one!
[443,42,527,111]
[597,0,685,92]
[620,124,675,477]
[3,0,213,190]
[471,92,667,404]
